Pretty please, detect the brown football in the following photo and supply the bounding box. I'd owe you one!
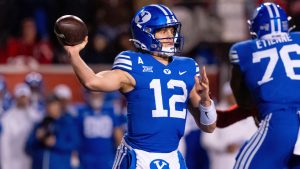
[54,15,88,46]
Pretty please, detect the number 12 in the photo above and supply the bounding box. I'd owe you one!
[149,79,187,119]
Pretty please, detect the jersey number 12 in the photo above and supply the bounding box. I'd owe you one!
[150,79,187,119]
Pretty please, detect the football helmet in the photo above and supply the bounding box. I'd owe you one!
[249,3,289,38]
[24,72,43,89]
[130,4,183,56]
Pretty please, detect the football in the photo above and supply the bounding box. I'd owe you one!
[54,15,88,46]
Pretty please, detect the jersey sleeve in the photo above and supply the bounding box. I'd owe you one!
[112,52,133,73]
[195,61,200,77]
[187,58,200,77]
[229,44,240,65]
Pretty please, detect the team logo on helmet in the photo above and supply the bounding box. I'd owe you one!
[260,24,269,31]
[135,11,151,24]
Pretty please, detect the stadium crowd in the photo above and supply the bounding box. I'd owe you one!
[2,0,298,66]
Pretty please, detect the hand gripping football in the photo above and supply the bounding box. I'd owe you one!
[54,15,88,46]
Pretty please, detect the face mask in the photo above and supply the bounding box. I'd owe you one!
[161,46,176,57]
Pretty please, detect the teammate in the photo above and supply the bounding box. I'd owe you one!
[0,76,13,114]
[76,90,123,169]
[24,72,45,112]
[63,4,217,169]
[228,2,300,168]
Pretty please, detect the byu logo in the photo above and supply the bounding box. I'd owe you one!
[260,24,269,31]
[163,69,171,75]
[150,159,170,169]
[135,11,151,24]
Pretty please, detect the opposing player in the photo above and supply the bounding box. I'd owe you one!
[228,2,300,168]
[63,4,217,169]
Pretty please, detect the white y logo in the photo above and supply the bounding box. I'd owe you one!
[154,161,167,169]
[163,69,171,75]
[135,11,151,24]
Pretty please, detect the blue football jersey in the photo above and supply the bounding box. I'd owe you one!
[230,32,300,116]
[112,51,199,152]
[76,105,120,169]
[76,105,119,155]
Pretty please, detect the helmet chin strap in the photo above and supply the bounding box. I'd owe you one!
[159,46,176,57]
[149,46,176,58]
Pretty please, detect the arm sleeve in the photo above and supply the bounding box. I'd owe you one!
[195,61,200,77]
[112,53,133,73]
[229,44,240,65]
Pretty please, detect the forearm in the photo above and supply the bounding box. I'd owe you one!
[188,100,217,133]
[199,99,217,132]
[69,52,97,89]
[114,127,124,146]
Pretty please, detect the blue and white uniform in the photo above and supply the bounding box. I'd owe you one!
[77,105,121,169]
[230,32,300,169]
[112,50,199,169]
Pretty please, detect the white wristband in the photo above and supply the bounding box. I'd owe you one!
[199,99,217,125]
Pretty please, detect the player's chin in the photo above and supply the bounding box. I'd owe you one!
[162,43,175,48]
[158,52,174,58]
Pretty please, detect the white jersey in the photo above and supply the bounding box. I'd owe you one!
[0,106,42,169]
[202,117,257,169]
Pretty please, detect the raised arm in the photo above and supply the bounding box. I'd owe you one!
[188,67,216,133]
[64,37,135,93]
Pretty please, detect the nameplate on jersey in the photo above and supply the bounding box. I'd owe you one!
[143,66,153,72]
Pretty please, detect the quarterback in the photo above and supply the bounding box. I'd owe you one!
[64,4,217,169]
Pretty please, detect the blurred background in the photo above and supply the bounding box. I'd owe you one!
[0,0,298,169]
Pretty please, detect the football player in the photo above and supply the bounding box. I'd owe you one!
[227,2,300,168]
[24,72,45,112]
[64,4,217,169]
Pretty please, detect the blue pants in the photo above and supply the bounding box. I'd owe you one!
[234,109,300,169]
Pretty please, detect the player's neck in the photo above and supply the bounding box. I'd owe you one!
[152,54,171,65]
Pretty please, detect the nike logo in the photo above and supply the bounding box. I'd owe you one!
[205,112,209,119]
[179,71,187,75]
